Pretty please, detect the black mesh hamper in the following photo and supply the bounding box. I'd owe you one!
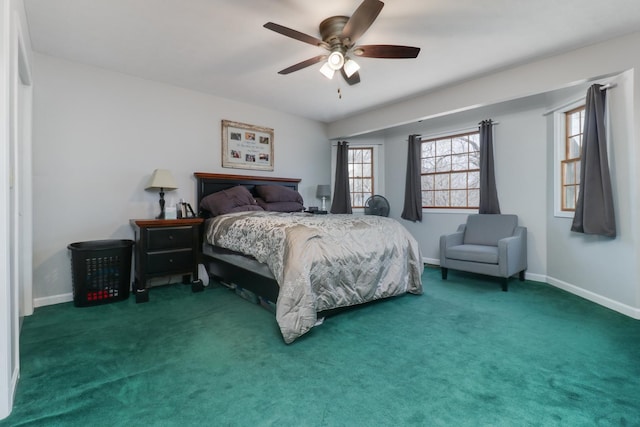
[68,239,134,307]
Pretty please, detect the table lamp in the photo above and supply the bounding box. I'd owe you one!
[146,169,178,219]
[316,184,331,212]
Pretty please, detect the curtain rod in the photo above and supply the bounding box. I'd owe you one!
[330,141,384,147]
[413,121,500,142]
[542,83,617,116]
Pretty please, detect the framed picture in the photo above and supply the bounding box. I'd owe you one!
[221,120,274,171]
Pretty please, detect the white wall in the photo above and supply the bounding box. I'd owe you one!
[328,32,640,141]
[382,95,549,279]
[329,135,386,213]
[31,53,330,302]
[327,32,640,317]
[1,0,33,419]
[546,70,638,314]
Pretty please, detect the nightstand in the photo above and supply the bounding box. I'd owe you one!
[129,218,204,303]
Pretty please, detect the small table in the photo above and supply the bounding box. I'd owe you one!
[130,218,204,303]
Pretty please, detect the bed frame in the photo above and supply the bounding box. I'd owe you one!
[194,172,301,303]
[195,172,407,325]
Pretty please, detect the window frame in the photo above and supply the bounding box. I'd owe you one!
[348,146,374,209]
[560,105,585,212]
[553,99,585,218]
[331,142,384,213]
[420,130,481,211]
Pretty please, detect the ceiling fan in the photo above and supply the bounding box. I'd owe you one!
[264,0,420,85]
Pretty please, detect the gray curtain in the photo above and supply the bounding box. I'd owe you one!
[401,134,422,222]
[571,84,616,237]
[330,141,352,214]
[478,119,501,214]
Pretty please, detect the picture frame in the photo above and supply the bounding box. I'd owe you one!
[221,120,274,171]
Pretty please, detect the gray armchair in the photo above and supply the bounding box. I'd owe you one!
[439,214,527,291]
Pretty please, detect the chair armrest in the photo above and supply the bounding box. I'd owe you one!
[498,226,527,276]
[441,231,464,248]
[440,228,465,266]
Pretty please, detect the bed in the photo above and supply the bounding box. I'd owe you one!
[195,172,424,343]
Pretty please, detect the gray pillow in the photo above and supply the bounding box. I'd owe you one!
[255,198,304,212]
[199,185,261,216]
[227,205,264,214]
[255,185,303,204]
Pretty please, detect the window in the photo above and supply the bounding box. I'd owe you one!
[421,131,480,209]
[553,99,585,217]
[561,106,585,211]
[348,147,373,208]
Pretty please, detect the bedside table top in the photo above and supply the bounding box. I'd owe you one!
[130,218,204,227]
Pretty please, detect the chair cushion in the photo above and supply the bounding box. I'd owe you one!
[446,244,499,264]
[463,214,517,246]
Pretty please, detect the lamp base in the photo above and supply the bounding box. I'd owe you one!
[321,197,327,211]
[157,189,166,219]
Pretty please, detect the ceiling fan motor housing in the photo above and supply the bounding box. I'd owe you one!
[263,0,419,84]
[319,16,351,45]
[320,15,350,71]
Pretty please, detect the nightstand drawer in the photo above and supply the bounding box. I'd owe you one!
[146,226,193,250]
[130,217,204,303]
[146,249,194,274]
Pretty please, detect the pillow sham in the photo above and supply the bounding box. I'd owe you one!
[255,185,303,204]
[227,205,264,214]
[255,198,304,213]
[199,185,261,216]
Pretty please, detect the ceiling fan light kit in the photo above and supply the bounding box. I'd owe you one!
[319,62,336,79]
[327,51,345,70]
[343,58,360,78]
[319,50,361,80]
[264,0,420,85]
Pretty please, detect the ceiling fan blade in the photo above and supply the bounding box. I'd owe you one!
[264,22,328,48]
[278,55,327,75]
[353,44,421,58]
[341,68,361,86]
[341,0,384,45]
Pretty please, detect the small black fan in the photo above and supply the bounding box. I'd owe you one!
[364,195,390,217]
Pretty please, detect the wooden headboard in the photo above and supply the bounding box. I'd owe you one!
[194,172,301,215]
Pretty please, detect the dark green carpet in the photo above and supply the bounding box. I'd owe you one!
[2,267,639,426]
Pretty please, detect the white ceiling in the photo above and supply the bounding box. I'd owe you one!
[23,0,640,123]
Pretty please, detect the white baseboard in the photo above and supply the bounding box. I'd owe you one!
[423,257,639,318]
[524,272,546,282]
[31,267,640,320]
[423,257,439,266]
[424,258,545,283]
[0,359,20,420]
[33,292,73,308]
[546,276,640,319]
[10,364,18,411]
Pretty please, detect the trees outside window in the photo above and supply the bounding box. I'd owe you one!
[561,106,585,211]
[348,147,374,208]
[421,131,480,209]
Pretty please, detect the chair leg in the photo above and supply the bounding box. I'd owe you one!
[441,267,448,280]
[519,270,526,281]
[501,278,508,292]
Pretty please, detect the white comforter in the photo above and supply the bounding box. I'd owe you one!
[205,211,423,343]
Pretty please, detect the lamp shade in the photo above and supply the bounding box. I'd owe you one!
[319,62,335,80]
[343,58,360,78]
[145,169,178,191]
[316,184,331,199]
